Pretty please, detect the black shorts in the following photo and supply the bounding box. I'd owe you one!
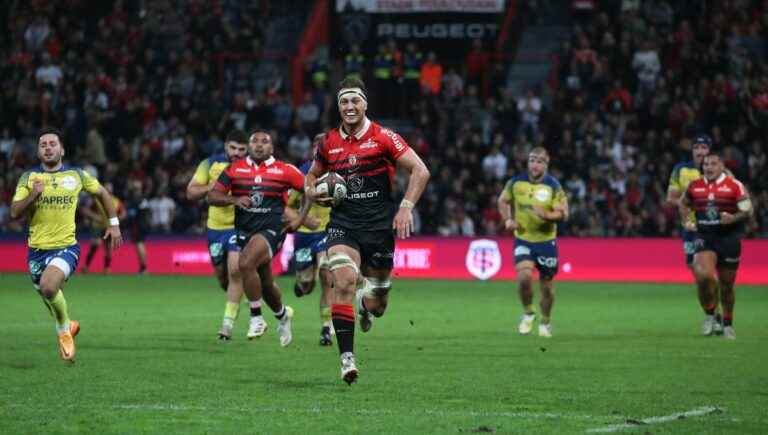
[326,225,395,270]
[130,224,148,242]
[237,228,285,258]
[694,233,741,269]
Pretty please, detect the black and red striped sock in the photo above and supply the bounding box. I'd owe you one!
[702,302,716,316]
[332,303,355,355]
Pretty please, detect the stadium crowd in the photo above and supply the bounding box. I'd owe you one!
[1,0,767,239]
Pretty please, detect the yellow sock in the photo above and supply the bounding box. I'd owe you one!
[524,304,536,315]
[48,290,71,333]
[320,305,331,326]
[223,302,239,326]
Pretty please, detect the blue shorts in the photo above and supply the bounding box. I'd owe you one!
[207,229,240,266]
[293,232,327,271]
[682,229,696,265]
[27,244,81,287]
[514,238,559,279]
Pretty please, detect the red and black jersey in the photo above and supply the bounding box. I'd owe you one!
[214,156,304,235]
[314,118,410,230]
[685,173,748,235]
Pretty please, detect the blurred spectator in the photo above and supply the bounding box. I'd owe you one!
[517,89,542,139]
[420,52,443,96]
[148,189,175,233]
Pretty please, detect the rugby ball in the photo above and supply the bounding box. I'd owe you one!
[315,172,347,207]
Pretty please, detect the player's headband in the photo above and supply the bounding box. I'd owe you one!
[337,87,367,103]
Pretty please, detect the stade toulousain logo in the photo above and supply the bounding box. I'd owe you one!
[465,239,502,280]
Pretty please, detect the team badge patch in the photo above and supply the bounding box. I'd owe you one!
[250,191,264,207]
[465,239,502,280]
[534,188,551,202]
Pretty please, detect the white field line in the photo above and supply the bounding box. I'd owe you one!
[586,406,722,433]
[113,404,618,420]
[5,402,620,422]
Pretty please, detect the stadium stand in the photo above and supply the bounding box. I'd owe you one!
[1,0,766,239]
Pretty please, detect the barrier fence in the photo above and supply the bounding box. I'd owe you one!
[1,237,766,284]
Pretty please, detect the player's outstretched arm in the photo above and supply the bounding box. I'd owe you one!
[10,178,44,219]
[94,185,123,251]
[394,148,430,239]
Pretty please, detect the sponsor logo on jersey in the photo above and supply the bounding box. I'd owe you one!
[383,129,405,151]
[59,175,78,191]
[359,139,378,149]
[38,195,75,205]
[717,186,732,192]
[329,148,344,154]
[235,168,251,173]
[348,190,379,199]
[267,168,283,175]
[465,239,501,280]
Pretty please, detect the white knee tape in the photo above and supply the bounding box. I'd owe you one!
[317,253,330,270]
[367,277,391,296]
[327,253,359,275]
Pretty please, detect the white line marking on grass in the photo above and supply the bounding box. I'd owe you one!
[586,406,722,433]
[110,404,621,421]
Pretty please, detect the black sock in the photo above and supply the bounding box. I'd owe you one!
[250,305,262,317]
[332,304,355,355]
[85,246,97,267]
[274,305,286,320]
[294,283,304,298]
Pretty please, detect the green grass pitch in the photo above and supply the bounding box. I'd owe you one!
[1,273,767,434]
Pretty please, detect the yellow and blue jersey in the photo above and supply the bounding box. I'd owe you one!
[502,173,566,243]
[192,154,235,230]
[13,165,102,250]
[288,160,330,234]
[668,161,701,225]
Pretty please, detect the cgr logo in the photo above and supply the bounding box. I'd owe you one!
[536,256,558,268]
